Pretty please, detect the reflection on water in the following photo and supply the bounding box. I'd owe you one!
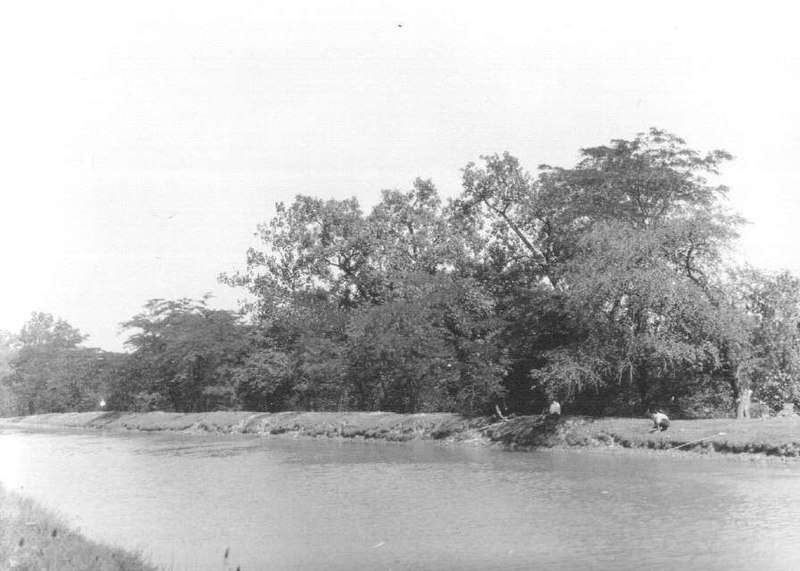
[1,428,799,570]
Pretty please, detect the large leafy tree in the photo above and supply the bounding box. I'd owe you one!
[221,129,762,417]
[224,195,372,318]
[220,195,370,411]
[455,153,552,293]
[451,130,746,414]
[120,298,251,412]
[223,179,468,311]
[532,224,729,412]
[230,336,290,412]
[223,179,508,414]
[4,313,113,414]
[346,273,507,414]
[367,178,472,280]
[734,269,800,409]
[531,130,744,412]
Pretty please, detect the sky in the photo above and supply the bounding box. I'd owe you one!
[1,1,799,351]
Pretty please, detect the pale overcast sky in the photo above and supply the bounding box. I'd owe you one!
[1,1,799,351]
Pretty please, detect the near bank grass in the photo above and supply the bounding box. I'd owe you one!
[0,483,158,571]
[482,414,800,456]
[575,415,800,456]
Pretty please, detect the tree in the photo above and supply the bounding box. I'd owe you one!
[455,153,552,292]
[221,130,760,417]
[531,223,728,413]
[222,180,509,414]
[530,130,744,413]
[366,179,468,282]
[18,312,85,348]
[120,298,251,412]
[345,274,507,414]
[230,339,290,412]
[4,313,107,415]
[0,330,20,415]
[735,268,800,410]
[449,130,746,414]
[221,196,372,318]
[0,329,19,371]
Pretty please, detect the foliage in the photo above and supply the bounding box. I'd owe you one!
[346,274,507,414]
[2,313,115,415]
[221,178,509,415]
[220,195,371,317]
[9,129,800,419]
[518,131,746,413]
[216,129,791,417]
[119,298,252,412]
[0,330,19,415]
[454,152,550,292]
[230,340,290,412]
[18,312,86,348]
[734,268,800,408]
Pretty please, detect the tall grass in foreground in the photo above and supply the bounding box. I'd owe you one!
[0,483,158,571]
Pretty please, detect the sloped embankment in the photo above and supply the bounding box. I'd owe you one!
[0,483,157,571]
[0,410,491,441]
[478,414,800,456]
[2,411,800,457]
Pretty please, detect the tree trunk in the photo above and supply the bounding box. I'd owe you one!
[721,343,749,420]
[635,365,650,411]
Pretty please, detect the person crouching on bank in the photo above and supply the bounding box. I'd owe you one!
[650,412,670,432]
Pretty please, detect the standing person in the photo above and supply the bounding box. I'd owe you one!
[650,411,670,432]
[736,388,753,420]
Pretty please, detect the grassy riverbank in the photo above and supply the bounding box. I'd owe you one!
[0,483,157,570]
[484,414,800,457]
[2,410,800,458]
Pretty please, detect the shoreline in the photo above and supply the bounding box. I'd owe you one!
[2,410,800,459]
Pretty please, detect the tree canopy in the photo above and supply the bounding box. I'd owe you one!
[5,129,800,419]
[3,313,110,415]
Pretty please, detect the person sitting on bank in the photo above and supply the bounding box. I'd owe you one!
[548,401,561,415]
[650,412,670,432]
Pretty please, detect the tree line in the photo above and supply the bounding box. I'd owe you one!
[3,129,800,418]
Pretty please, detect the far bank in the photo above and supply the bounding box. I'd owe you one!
[2,410,800,458]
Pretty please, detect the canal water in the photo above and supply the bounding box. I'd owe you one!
[1,428,799,570]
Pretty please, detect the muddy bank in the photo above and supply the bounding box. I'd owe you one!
[0,410,489,441]
[2,411,800,458]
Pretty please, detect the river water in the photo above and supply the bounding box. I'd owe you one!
[1,429,799,570]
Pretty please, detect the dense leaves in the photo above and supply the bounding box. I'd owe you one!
[735,269,800,407]
[2,313,114,415]
[117,298,252,412]
[5,129,800,418]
